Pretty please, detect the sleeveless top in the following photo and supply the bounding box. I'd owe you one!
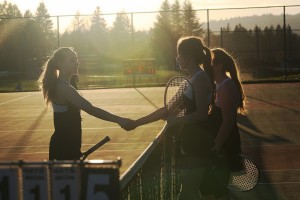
[49,82,82,160]
[183,70,212,115]
[209,78,243,171]
[179,70,215,160]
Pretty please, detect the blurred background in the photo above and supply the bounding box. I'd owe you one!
[0,1,299,91]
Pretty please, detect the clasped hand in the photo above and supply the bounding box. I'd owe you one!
[118,118,137,131]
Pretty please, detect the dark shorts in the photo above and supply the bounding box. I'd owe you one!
[49,134,82,160]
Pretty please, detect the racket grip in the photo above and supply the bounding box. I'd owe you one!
[83,136,110,157]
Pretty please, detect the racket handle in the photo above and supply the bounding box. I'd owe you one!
[82,136,110,160]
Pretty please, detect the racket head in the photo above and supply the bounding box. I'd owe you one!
[164,76,192,117]
[227,154,260,192]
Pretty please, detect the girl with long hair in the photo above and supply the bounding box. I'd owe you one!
[201,48,246,200]
[39,47,131,160]
[126,36,216,199]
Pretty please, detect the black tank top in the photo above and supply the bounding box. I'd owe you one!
[179,71,215,158]
[50,102,82,160]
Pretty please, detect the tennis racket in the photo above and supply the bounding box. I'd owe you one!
[80,136,110,161]
[164,76,193,117]
[226,154,260,192]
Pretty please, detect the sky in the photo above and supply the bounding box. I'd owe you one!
[5,0,299,15]
[4,0,300,30]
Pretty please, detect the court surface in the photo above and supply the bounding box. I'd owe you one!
[0,83,299,200]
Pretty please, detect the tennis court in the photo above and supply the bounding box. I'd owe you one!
[0,83,299,199]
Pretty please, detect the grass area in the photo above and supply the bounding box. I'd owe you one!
[0,79,39,92]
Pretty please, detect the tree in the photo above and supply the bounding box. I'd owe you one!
[151,0,206,69]
[170,0,182,35]
[35,2,53,37]
[109,11,132,58]
[0,0,22,17]
[89,6,109,55]
[182,0,203,36]
[0,1,23,72]
[91,6,107,33]
[151,0,175,68]
[71,11,89,32]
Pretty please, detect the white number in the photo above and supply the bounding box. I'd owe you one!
[86,174,110,200]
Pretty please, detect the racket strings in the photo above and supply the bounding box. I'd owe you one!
[166,77,190,117]
[228,157,259,191]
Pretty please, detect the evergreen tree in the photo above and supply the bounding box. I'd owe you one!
[109,11,132,58]
[0,0,22,17]
[170,0,182,35]
[89,6,108,55]
[182,0,203,36]
[151,0,205,68]
[35,2,53,36]
[151,0,174,68]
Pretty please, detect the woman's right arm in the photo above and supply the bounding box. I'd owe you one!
[62,85,128,125]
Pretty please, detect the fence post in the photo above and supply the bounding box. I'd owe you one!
[207,9,210,47]
[57,16,60,48]
[220,27,223,48]
[256,27,260,79]
[283,6,287,81]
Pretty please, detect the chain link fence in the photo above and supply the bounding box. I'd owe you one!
[0,5,300,91]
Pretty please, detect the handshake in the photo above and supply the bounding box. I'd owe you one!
[117,114,180,132]
[118,118,139,131]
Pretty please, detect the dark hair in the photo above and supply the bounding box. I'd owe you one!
[39,47,76,105]
[212,48,246,114]
[177,36,215,106]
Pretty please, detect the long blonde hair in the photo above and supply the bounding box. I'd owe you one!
[38,47,76,105]
[212,48,246,114]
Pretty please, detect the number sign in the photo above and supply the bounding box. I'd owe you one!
[0,168,18,200]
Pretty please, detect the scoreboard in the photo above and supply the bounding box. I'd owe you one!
[123,58,156,75]
[0,159,121,200]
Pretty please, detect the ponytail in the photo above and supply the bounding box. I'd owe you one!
[202,46,216,108]
[38,47,75,106]
[213,48,246,114]
[39,57,59,105]
[229,62,247,114]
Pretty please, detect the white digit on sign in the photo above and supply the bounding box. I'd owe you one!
[86,174,110,200]
[0,168,18,200]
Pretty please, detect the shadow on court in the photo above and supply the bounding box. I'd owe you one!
[2,108,48,160]
[234,83,300,200]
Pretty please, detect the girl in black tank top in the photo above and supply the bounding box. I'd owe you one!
[39,47,133,160]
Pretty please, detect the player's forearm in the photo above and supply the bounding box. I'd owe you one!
[88,106,123,124]
[135,107,167,126]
